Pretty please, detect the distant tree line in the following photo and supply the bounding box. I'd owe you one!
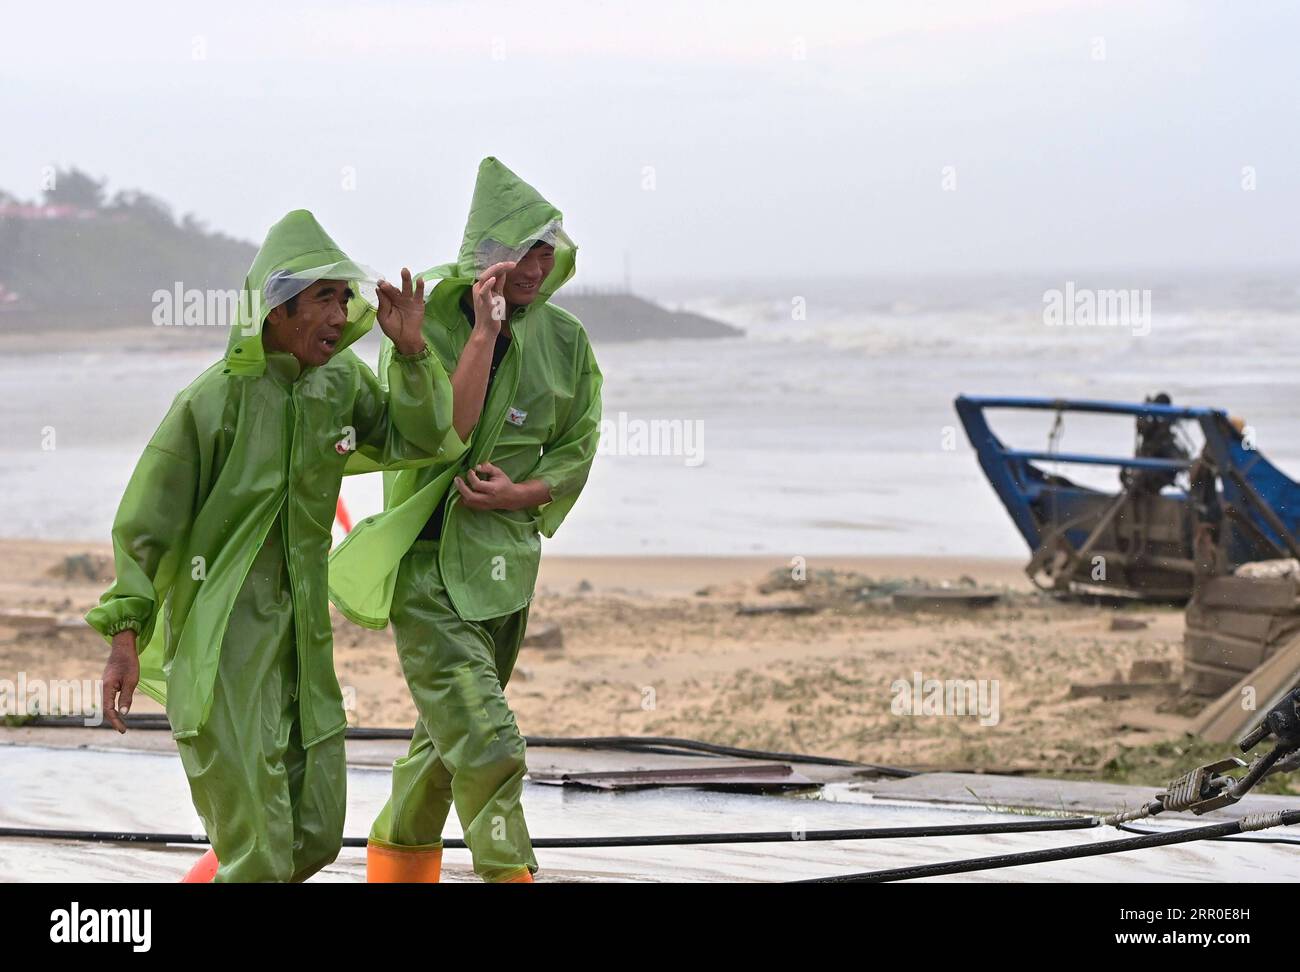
[0,167,256,324]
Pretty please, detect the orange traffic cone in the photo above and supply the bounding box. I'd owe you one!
[497,867,535,883]
[181,849,219,883]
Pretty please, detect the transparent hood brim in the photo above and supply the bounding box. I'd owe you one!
[263,260,381,312]
[472,220,573,277]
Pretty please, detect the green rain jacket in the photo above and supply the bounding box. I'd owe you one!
[329,158,603,625]
[86,210,466,745]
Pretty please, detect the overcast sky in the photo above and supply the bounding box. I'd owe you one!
[2,0,1297,287]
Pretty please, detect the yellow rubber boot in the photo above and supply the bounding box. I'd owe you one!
[366,840,442,883]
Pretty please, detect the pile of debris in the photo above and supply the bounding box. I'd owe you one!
[1182,561,1300,743]
[743,568,1022,617]
[45,553,114,584]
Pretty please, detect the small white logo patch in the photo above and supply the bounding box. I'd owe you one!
[506,407,527,427]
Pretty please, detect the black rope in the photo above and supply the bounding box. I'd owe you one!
[0,817,1095,849]
[798,809,1300,883]
[20,714,171,729]
[19,721,1296,875]
[7,816,1297,882]
[1114,821,1300,847]
[523,735,907,774]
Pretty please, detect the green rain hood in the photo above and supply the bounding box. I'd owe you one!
[328,158,603,625]
[87,210,465,743]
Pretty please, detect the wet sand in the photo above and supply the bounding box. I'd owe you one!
[0,538,1211,776]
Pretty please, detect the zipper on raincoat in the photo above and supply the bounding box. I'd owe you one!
[283,385,305,705]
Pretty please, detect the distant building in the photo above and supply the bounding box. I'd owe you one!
[0,204,97,220]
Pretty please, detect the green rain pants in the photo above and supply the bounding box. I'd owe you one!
[369,540,536,881]
[176,523,347,883]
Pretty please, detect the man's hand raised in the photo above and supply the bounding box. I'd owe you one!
[472,262,516,336]
[377,268,428,356]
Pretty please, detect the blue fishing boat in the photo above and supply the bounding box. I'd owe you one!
[955,395,1300,601]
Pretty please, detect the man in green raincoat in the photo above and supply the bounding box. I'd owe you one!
[88,210,470,882]
[329,158,603,883]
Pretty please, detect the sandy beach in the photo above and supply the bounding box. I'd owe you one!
[1,537,1233,781]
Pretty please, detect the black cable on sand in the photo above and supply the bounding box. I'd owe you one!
[0,816,1097,849]
[16,715,912,775]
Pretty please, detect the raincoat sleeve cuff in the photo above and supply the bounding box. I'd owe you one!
[530,469,580,509]
[522,475,557,526]
[536,472,565,499]
[85,598,150,646]
[375,342,465,465]
[391,345,432,364]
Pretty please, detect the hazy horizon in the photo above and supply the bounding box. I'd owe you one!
[4,0,1299,288]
